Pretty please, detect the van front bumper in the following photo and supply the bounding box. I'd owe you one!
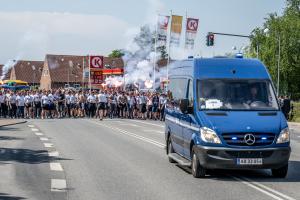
[194,145,291,169]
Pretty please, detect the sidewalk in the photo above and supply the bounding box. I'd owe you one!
[0,119,27,127]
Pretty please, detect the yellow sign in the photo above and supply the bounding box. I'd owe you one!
[171,15,183,34]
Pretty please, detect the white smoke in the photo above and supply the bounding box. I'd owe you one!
[0,57,20,81]
[0,26,49,81]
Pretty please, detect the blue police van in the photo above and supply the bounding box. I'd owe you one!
[165,57,291,178]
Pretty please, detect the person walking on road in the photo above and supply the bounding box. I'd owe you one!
[97,90,107,120]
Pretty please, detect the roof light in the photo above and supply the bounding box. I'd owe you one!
[235,53,243,58]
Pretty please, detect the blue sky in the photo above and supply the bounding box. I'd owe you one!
[0,0,286,63]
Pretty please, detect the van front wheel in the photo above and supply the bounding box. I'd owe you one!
[191,148,206,178]
[272,164,288,178]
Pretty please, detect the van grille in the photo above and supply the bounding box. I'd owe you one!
[222,133,275,146]
[225,150,273,158]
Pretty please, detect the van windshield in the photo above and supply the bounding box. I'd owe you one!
[197,79,279,111]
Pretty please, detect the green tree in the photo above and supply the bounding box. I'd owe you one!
[108,49,125,58]
[248,0,300,98]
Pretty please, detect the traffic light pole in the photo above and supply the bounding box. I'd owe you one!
[207,32,258,58]
[209,32,251,38]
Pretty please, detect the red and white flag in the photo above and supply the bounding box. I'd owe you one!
[157,15,170,47]
[185,18,199,49]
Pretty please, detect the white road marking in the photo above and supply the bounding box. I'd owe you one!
[297,136,300,138]
[28,125,35,128]
[51,179,67,192]
[115,122,140,127]
[127,124,140,127]
[231,176,283,200]
[50,162,63,171]
[240,176,296,200]
[44,143,54,148]
[48,151,59,157]
[232,176,296,200]
[143,130,164,134]
[88,119,295,200]
[88,120,165,148]
[40,137,49,141]
[31,128,39,132]
[127,119,164,128]
[35,132,43,136]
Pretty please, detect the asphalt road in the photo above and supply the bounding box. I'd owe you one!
[1,119,300,200]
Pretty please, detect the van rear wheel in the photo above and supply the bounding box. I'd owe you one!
[191,147,206,178]
[272,164,288,178]
[168,139,176,163]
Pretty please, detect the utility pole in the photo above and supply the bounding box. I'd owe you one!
[166,10,173,92]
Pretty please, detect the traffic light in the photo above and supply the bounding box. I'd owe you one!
[206,33,215,46]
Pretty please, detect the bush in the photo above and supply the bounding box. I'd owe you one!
[290,102,300,122]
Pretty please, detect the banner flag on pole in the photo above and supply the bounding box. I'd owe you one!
[185,18,199,49]
[157,15,170,47]
[170,15,183,47]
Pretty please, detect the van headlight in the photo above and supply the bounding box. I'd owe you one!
[200,127,221,144]
[276,127,290,144]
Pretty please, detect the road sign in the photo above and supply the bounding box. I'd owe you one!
[89,56,103,69]
[91,71,103,84]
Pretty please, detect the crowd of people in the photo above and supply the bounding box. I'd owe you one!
[0,89,168,121]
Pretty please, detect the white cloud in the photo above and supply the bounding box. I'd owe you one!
[0,11,132,63]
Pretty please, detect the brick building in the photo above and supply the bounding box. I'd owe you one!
[40,54,124,90]
[9,61,43,86]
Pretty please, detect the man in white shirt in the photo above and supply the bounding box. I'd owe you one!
[33,91,41,118]
[24,91,33,118]
[97,90,107,120]
[16,92,25,118]
[41,91,49,119]
[0,91,7,118]
[8,91,17,118]
[87,91,97,118]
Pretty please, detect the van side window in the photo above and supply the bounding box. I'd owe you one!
[188,79,194,107]
[168,78,188,108]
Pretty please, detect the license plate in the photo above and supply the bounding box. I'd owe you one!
[237,158,263,165]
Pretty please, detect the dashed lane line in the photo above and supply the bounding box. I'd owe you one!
[48,151,59,157]
[44,143,54,148]
[40,137,49,141]
[29,127,67,193]
[51,179,67,192]
[87,120,165,148]
[50,162,64,171]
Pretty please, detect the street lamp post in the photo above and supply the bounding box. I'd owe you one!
[32,65,36,88]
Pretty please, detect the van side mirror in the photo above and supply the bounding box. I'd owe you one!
[179,99,189,114]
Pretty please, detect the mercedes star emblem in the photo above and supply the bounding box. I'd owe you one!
[244,134,255,145]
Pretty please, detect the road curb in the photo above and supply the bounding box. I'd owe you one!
[0,120,27,127]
